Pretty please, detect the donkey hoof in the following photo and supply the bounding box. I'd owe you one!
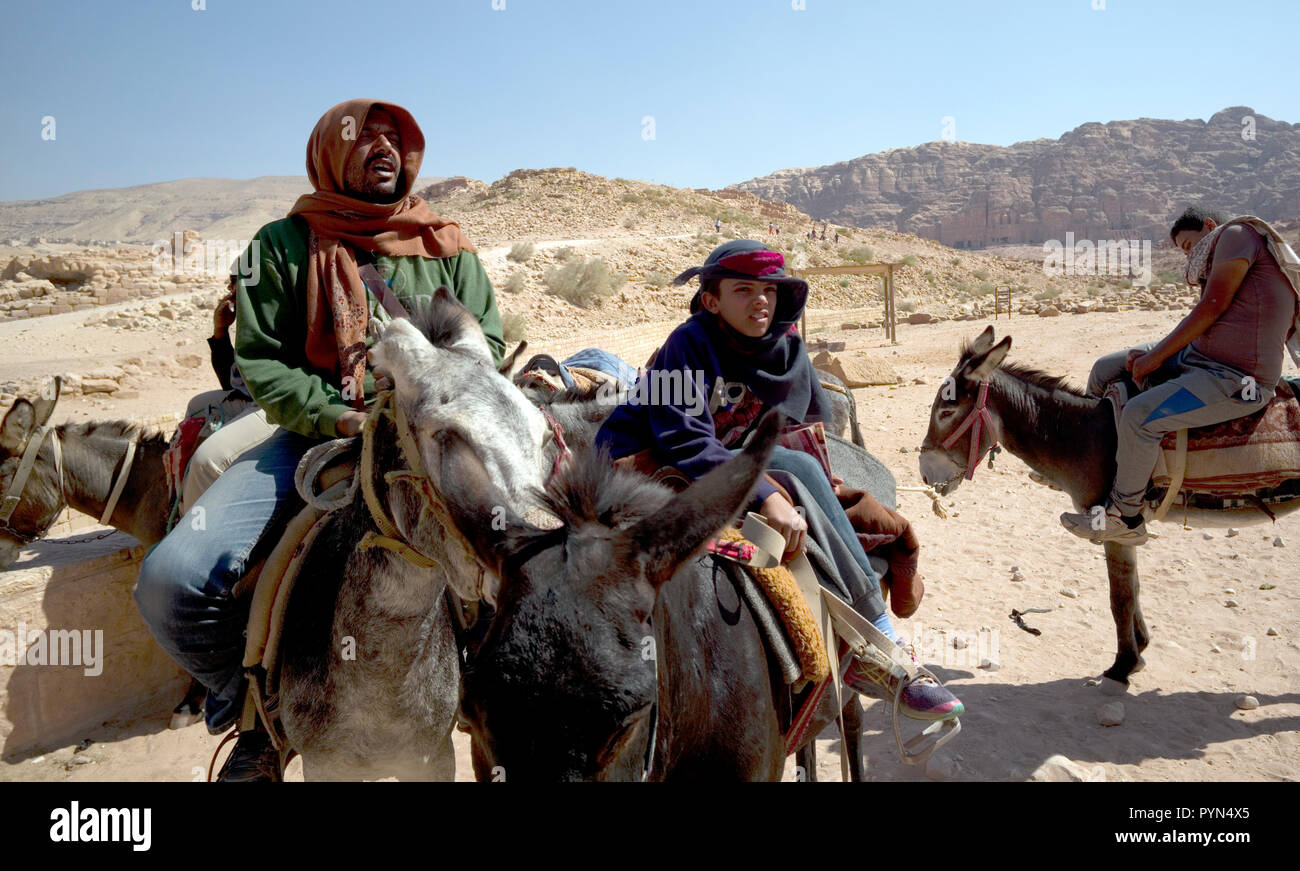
[169,709,203,730]
[1129,657,1146,675]
[1099,676,1129,697]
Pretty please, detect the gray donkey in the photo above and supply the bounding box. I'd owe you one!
[273,288,552,780]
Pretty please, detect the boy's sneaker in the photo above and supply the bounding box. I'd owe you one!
[842,643,964,721]
[1059,503,1151,545]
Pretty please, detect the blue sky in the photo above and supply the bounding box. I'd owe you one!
[0,0,1295,201]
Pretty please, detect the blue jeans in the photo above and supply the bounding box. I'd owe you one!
[134,427,317,734]
[760,447,896,640]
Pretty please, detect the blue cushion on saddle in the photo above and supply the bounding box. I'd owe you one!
[561,348,640,386]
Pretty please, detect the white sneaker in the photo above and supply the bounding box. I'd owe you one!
[1059,504,1151,545]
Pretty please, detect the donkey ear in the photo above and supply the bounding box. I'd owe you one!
[968,325,996,358]
[627,410,783,590]
[0,399,36,454]
[32,376,60,427]
[966,335,1012,381]
[498,340,528,376]
[435,429,535,582]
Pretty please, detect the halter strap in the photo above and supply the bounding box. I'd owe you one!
[99,432,138,526]
[0,424,63,528]
[940,380,998,481]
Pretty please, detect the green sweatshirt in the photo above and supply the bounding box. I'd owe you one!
[233,215,505,440]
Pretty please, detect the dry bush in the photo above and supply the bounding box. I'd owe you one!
[845,245,875,265]
[544,257,624,308]
[501,271,527,294]
[501,311,527,342]
[507,242,535,263]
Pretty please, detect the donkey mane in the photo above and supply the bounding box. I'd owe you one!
[57,419,170,449]
[524,447,673,546]
[406,289,483,353]
[957,338,1088,399]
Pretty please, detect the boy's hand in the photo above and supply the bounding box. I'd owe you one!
[762,491,807,559]
[336,410,367,437]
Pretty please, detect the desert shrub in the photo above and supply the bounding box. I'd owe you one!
[622,216,637,229]
[845,245,875,265]
[620,192,642,204]
[501,311,527,343]
[950,257,962,266]
[923,270,937,283]
[976,281,996,296]
[645,270,673,289]
[501,271,527,294]
[1155,268,1182,285]
[1118,278,1133,289]
[839,279,851,288]
[1034,288,1061,301]
[507,242,535,263]
[972,268,990,281]
[544,257,624,308]
[897,299,917,313]
[900,254,918,267]
[554,246,575,261]
[696,232,719,245]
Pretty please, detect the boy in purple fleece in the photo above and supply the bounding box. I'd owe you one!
[595,240,962,722]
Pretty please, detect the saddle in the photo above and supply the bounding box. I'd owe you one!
[709,514,959,769]
[1105,377,1300,519]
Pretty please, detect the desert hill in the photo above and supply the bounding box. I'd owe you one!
[734,107,1300,250]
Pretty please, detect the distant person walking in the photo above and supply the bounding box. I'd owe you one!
[715,218,722,233]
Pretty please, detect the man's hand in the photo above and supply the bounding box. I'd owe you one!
[213,291,236,338]
[761,491,807,558]
[1129,350,1162,386]
[336,410,367,437]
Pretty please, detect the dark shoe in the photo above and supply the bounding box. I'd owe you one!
[215,730,282,783]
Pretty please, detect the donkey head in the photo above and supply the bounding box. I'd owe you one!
[918,325,1010,495]
[367,287,549,509]
[0,380,64,568]
[439,411,782,781]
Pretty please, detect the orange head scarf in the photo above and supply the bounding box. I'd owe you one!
[289,99,476,405]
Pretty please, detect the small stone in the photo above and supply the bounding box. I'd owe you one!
[29,756,44,764]
[1224,588,1236,595]
[1226,528,1240,538]
[68,755,93,766]
[1061,587,1078,599]
[74,738,94,753]
[1234,695,1259,711]
[1202,532,1213,540]
[953,636,968,650]
[1273,537,1285,548]
[1084,677,1102,687]
[1098,701,1125,726]
[1027,755,1105,782]
[1210,644,1222,654]
[1225,599,1239,608]
[1266,627,1279,636]
[1011,570,1025,583]
[1260,583,1277,590]
[898,446,909,453]
[978,657,1000,672]
[925,754,959,782]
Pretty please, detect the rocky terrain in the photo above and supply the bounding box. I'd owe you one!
[735,107,1300,250]
[0,167,1213,407]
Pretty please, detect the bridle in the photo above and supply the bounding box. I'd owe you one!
[939,379,999,482]
[0,423,64,544]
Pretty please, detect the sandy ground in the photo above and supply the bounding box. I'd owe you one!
[2,307,1298,782]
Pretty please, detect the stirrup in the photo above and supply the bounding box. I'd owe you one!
[823,592,962,766]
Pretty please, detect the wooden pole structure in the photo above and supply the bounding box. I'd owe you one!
[790,262,900,345]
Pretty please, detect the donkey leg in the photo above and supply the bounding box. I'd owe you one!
[1102,541,1142,688]
[842,697,864,782]
[795,742,818,782]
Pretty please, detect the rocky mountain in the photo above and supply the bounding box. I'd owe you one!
[732,107,1300,249]
[0,175,442,244]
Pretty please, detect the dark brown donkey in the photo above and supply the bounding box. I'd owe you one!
[0,379,205,725]
[440,410,859,781]
[917,325,1300,691]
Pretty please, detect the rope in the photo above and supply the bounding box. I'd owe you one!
[897,485,949,519]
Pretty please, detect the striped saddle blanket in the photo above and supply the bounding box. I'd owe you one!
[1108,377,1300,500]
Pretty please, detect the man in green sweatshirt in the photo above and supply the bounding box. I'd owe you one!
[134,99,504,781]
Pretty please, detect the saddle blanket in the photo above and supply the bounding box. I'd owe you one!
[1107,378,1300,496]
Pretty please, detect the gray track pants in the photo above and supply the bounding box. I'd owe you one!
[1088,344,1271,515]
